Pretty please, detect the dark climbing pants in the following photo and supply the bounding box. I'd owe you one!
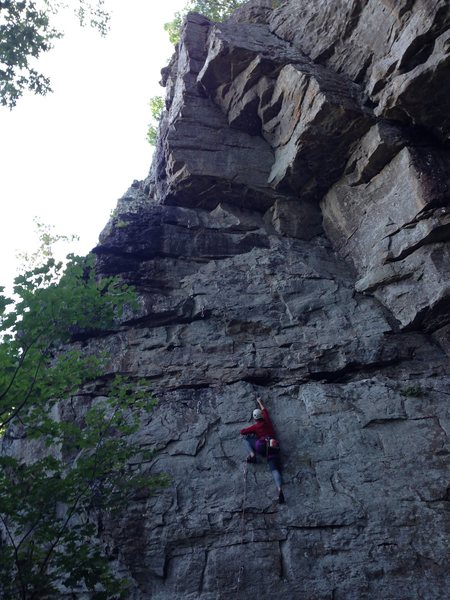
[243,436,283,489]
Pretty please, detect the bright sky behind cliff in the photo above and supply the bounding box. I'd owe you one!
[0,0,187,289]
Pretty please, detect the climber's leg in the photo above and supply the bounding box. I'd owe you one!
[270,466,282,488]
[242,435,258,462]
[268,456,285,504]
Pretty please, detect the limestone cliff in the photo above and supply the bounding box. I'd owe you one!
[20,1,450,598]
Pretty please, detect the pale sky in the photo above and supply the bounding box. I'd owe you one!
[0,0,187,289]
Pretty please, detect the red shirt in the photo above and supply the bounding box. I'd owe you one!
[240,408,276,439]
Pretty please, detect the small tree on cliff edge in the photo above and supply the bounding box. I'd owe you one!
[147,95,165,147]
[164,0,246,45]
[0,226,166,599]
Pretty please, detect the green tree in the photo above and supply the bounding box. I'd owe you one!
[0,1,110,108]
[146,94,164,146]
[164,0,246,45]
[0,230,165,598]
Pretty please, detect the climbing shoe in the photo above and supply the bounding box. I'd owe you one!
[278,490,285,504]
[246,455,257,464]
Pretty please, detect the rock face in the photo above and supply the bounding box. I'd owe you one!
[11,1,450,598]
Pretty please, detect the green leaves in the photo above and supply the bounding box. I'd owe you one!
[0,251,137,431]
[191,0,246,21]
[164,11,184,45]
[147,95,165,146]
[0,1,110,108]
[0,235,165,598]
[1,377,161,599]
[164,0,246,45]
[74,0,110,37]
[0,0,58,107]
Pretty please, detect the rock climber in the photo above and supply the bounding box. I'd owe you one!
[240,397,285,504]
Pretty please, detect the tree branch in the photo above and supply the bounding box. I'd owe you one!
[0,343,51,429]
[0,511,27,600]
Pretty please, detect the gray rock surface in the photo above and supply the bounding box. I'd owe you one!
[4,1,450,598]
[153,13,279,213]
[322,137,450,330]
[270,0,450,141]
[94,198,449,599]
[197,17,372,198]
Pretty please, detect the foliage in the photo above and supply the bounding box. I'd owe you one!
[15,218,79,271]
[164,0,246,45]
[0,231,165,598]
[0,1,110,108]
[164,9,183,46]
[400,385,425,398]
[146,94,164,147]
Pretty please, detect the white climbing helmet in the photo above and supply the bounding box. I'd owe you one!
[252,408,263,420]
